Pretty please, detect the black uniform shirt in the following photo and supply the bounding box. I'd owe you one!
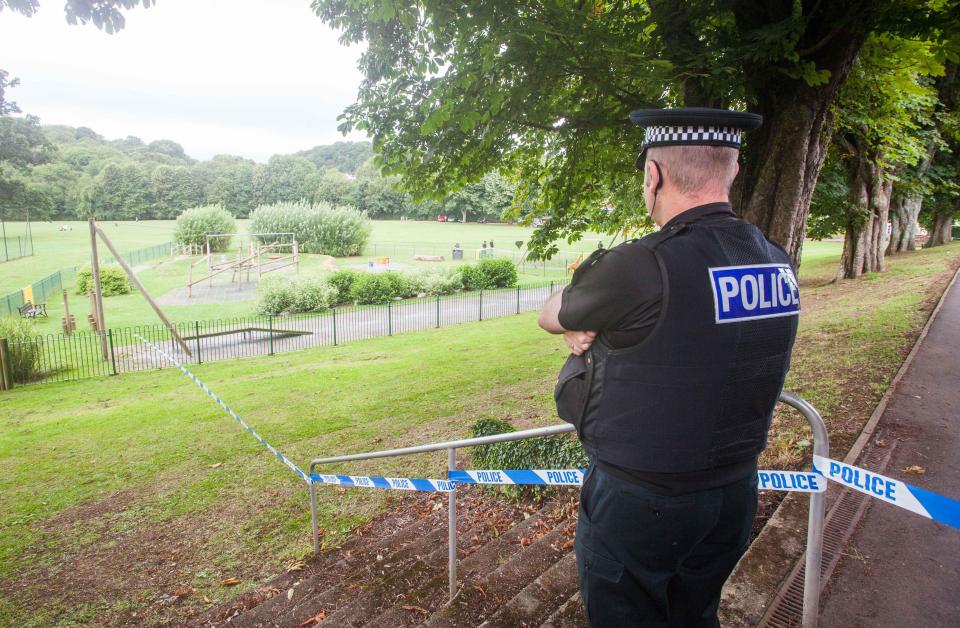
[557,202,757,494]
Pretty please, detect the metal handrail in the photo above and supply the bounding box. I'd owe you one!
[308,391,828,628]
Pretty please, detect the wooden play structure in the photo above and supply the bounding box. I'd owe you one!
[187,233,300,298]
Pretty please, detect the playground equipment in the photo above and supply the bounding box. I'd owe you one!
[187,233,299,298]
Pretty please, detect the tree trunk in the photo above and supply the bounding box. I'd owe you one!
[461,208,468,223]
[733,20,866,270]
[887,193,923,254]
[839,156,892,278]
[925,213,955,248]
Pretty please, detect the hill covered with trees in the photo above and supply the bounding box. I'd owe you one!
[0,118,514,223]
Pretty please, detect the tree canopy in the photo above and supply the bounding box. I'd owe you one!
[312,0,960,263]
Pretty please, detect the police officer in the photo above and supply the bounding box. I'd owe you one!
[538,108,800,627]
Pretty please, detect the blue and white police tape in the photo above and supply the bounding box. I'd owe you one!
[310,473,454,492]
[450,469,585,486]
[814,455,960,530]
[136,334,311,485]
[451,469,825,492]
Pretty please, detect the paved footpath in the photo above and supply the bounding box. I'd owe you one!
[819,271,960,627]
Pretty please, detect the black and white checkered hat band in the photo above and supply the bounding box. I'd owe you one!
[643,125,742,148]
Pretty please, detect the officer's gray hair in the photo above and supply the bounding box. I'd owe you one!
[645,145,739,195]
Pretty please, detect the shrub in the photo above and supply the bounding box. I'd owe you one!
[174,205,236,252]
[406,267,463,296]
[256,275,337,315]
[350,272,411,305]
[457,263,485,291]
[290,278,337,313]
[470,417,588,501]
[0,317,40,384]
[458,259,518,290]
[326,269,361,304]
[75,265,132,297]
[477,258,519,289]
[256,276,295,315]
[249,201,371,256]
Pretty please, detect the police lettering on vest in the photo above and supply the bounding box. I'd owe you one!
[710,264,800,324]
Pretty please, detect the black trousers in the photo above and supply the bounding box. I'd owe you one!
[575,465,758,627]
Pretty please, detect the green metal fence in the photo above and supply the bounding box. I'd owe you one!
[1,280,565,388]
[0,242,172,319]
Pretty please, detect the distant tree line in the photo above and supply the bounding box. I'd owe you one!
[0,116,515,223]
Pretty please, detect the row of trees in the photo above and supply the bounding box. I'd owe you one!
[0,112,515,223]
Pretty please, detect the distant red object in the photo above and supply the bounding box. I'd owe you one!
[437,214,447,222]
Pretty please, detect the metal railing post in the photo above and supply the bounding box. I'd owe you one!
[778,391,828,628]
[436,295,441,328]
[479,289,483,321]
[332,308,338,346]
[448,447,457,602]
[311,479,320,553]
[517,285,521,314]
[388,302,393,336]
[195,321,202,364]
[107,330,117,376]
[268,315,274,355]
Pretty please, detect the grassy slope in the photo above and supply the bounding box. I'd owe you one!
[0,242,958,625]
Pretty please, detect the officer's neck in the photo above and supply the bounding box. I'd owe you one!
[653,191,730,228]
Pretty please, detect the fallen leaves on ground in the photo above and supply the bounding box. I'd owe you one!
[402,605,429,614]
[299,610,327,626]
[209,462,224,468]
[220,577,241,586]
[286,560,306,572]
[902,465,926,475]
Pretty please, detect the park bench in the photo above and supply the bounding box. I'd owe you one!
[18,301,48,318]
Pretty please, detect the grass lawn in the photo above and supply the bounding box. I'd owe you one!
[0,239,958,625]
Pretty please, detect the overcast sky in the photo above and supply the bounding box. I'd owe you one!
[0,0,368,162]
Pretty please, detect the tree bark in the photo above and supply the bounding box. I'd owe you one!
[733,29,866,270]
[925,213,955,248]
[887,193,923,254]
[839,154,892,278]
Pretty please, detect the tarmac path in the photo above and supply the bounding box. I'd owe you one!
[818,271,960,627]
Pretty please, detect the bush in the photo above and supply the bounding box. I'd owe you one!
[75,265,132,297]
[350,272,411,305]
[0,317,40,384]
[458,263,486,291]
[470,417,588,501]
[174,205,236,252]
[291,278,337,313]
[249,201,371,256]
[475,258,519,289]
[326,269,361,304]
[256,276,295,315]
[256,275,337,315]
[406,267,463,296]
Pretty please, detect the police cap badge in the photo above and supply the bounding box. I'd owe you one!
[630,107,763,168]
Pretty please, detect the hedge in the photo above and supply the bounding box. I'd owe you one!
[174,205,236,252]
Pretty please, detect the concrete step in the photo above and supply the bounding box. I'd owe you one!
[540,592,586,628]
[422,509,577,627]
[227,494,449,627]
[316,495,528,627]
[364,498,564,628]
[480,551,579,628]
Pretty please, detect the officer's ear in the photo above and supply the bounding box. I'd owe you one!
[645,160,662,191]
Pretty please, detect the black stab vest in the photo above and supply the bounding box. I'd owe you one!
[554,215,799,473]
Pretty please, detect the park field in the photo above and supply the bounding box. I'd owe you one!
[2,219,843,334]
[0,240,957,626]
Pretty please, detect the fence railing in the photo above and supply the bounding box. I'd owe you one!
[307,391,829,627]
[1,281,564,388]
[0,242,172,319]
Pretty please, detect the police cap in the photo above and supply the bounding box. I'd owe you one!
[630,107,763,168]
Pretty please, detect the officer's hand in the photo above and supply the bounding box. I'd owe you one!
[563,330,597,356]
